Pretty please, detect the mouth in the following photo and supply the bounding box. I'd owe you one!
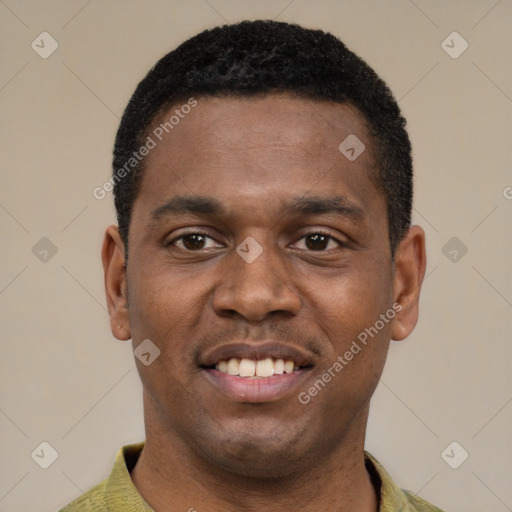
[209,357,304,377]
[199,342,315,403]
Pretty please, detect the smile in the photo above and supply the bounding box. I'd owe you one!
[199,341,315,403]
[215,357,299,378]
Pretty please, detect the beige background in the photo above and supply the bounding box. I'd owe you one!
[1,1,511,510]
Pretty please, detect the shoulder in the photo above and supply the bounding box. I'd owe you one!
[364,451,445,512]
[58,479,108,511]
[402,489,445,512]
[58,442,147,512]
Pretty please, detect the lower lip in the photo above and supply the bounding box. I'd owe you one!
[202,368,311,403]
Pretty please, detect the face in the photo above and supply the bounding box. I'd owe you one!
[103,94,425,478]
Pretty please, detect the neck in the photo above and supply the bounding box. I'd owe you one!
[131,400,378,512]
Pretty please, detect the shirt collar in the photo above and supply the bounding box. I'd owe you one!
[364,451,425,511]
[104,442,153,511]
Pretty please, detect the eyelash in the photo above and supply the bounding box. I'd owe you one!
[167,230,346,251]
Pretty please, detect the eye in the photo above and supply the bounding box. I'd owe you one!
[293,232,343,251]
[169,233,222,251]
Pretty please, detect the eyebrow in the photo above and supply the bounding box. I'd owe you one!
[150,195,365,224]
[285,196,365,221]
[151,196,225,221]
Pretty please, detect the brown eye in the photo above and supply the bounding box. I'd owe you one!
[291,232,343,252]
[305,234,330,250]
[181,234,206,250]
[169,232,223,251]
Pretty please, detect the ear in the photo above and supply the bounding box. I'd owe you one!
[101,225,131,341]
[391,225,427,341]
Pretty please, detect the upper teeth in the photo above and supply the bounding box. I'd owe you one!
[216,358,299,377]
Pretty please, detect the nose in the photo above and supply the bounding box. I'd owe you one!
[212,242,301,323]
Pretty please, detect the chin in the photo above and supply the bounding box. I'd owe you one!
[192,424,323,479]
[207,444,302,479]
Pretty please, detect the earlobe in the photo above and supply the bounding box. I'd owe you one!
[390,225,427,342]
[101,225,131,341]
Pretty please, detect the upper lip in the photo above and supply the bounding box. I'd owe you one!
[199,341,316,368]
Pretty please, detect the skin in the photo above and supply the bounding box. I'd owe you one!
[102,94,426,512]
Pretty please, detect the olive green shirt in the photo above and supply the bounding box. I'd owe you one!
[59,443,444,511]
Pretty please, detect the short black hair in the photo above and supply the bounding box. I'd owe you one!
[113,20,412,256]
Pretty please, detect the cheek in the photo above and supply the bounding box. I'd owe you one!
[309,264,394,402]
[127,260,201,337]
[126,264,213,388]
[303,259,393,345]
[303,275,393,416]
[127,270,201,406]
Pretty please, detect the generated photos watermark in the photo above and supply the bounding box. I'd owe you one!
[93,97,198,200]
[298,302,402,404]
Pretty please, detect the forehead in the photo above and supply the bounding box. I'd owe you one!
[134,94,382,223]
[148,94,371,161]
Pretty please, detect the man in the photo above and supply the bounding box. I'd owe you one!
[61,20,443,512]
